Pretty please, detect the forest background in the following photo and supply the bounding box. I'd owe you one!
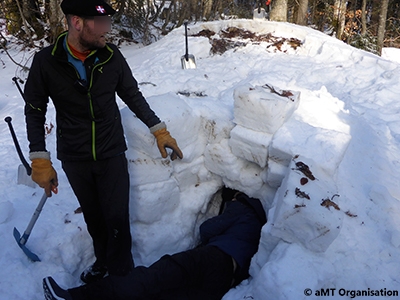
[1,0,399,66]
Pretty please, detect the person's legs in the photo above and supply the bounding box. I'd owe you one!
[159,246,234,300]
[62,160,108,268]
[68,257,189,300]
[47,246,233,300]
[62,154,133,278]
[94,154,133,275]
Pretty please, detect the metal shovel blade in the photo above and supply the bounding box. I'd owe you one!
[253,7,266,20]
[181,54,197,69]
[17,164,36,188]
[13,227,41,262]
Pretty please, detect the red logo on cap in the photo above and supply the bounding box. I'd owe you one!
[96,6,106,14]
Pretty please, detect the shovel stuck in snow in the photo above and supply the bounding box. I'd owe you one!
[253,0,266,20]
[253,6,266,20]
[4,116,36,188]
[181,22,196,69]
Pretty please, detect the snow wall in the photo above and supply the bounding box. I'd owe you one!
[121,81,351,269]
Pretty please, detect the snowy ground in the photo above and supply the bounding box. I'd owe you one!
[1,19,400,299]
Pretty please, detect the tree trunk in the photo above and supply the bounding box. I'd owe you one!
[21,0,45,39]
[270,0,288,22]
[361,0,367,36]
[4,0,23,36]
[333,0,347,40]
[294,0,309,26]
[377,0,389,55]
[47,0,66,44]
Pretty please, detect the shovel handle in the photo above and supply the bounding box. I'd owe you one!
[4,116,32,176]
[184,21,189,61]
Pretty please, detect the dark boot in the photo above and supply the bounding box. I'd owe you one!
[43,277,73,300]
[80,262,108,284]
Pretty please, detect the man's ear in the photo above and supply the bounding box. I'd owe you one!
[70,15,83,31]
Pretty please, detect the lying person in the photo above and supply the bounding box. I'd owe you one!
[43,189,267,300]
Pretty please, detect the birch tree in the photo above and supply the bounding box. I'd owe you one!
[377,0,389,54]
[270,0,288,22]
[294,0,309,25]
[333,0,347,39]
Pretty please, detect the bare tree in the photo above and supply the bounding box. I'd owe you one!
[333,0,347,39]
[377,0,389,54]
[294,0,309,25]
[270,0,288,22]
[361,0,367,36]
[46,0,66,44]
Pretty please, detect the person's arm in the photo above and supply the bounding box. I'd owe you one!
[113,46,182,160]
[24,51,58,196]
[199,202,240,244]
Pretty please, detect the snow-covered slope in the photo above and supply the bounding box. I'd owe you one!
[1,19,400,299]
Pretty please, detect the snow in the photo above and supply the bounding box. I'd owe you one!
[1,19,400,299]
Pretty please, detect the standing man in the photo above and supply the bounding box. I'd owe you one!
[24,0,183,284]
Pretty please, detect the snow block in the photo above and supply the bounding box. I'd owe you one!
[130,179,180,224]
[204,139,264,193]
[269,118,351,176]
[172,156,215,189]
[121,93,202,162]
[126,148,173,187]
[268,156,343,252]
[229,125,273,168]
[233,84,300,134]
[265,158,288,188]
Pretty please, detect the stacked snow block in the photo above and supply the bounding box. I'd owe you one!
[251,155,343,276]
[229,84,300,169]
[121,93,223,265]
[267,118,351,188]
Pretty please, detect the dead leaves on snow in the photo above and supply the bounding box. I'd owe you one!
[193,27,302,55]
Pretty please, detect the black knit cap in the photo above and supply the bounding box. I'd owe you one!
[61,0,116,16]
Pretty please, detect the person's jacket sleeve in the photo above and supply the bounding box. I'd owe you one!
[24,51,50,153]
[199,205,239,245]
[113,45,161,129]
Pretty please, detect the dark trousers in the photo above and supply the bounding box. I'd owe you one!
[69,245,234,300]
[62,154,134,276]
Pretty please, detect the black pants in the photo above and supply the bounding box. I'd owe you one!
[62,154,134,276]
[69,245,234,300]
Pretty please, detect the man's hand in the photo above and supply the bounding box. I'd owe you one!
[153,128,183,161]
[31,158,58,197]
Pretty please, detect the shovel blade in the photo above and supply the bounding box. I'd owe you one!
[13,227,41,262]
[253,8,266,20]
[181,55,197,69]
[17,164,36,188]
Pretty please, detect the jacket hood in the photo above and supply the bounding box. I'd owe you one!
[236,193,267,225]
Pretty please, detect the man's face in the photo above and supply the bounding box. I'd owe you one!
[79,16,111,50]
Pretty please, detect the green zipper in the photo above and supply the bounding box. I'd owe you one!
[88,45,114,161]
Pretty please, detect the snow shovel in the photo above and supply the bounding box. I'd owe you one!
[253,1,266,20]
[4,116,36,188]
[181,22,196,69]
[13,191,48,262]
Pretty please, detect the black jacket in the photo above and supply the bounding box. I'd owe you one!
[199,195,266,282]
[24,32,161,161]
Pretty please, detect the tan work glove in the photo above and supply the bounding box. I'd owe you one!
[30,152,58,197]
[153,128,183,161]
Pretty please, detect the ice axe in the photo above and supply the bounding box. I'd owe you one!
[181,21,196,69]
[4,116,48,261]
[4,116,36,188]
[13,191,48,262]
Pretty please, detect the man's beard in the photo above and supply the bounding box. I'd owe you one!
[79,27,106,50]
